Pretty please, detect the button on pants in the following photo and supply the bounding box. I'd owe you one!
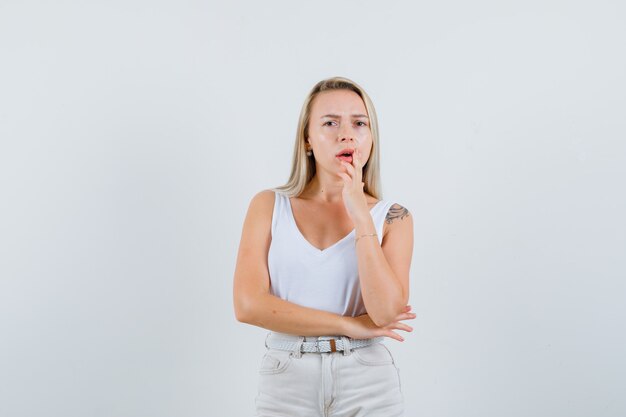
[254,332,404,417]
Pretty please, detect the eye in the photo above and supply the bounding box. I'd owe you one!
[323,121,337,126]
[356,121,368,127]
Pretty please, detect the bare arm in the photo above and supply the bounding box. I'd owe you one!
[233,190,415,340]
[238,293,351,336]
[353,203,413,327]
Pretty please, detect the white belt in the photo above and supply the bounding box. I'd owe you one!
[266,335,384,353]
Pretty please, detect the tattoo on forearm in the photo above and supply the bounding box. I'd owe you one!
[385,204,410,224]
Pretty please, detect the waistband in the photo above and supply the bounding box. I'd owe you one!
[265,331,384,357]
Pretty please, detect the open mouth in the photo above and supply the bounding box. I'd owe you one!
[336,148,355,163]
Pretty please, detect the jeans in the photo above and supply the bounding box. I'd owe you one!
[254,331,404,417]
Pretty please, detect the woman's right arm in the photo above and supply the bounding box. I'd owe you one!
[232,190,415,340]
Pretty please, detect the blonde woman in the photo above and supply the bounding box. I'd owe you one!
[233,76,415,416]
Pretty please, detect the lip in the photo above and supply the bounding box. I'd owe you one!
[335,148,356,157]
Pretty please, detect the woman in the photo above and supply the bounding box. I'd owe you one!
[233,76,415,416]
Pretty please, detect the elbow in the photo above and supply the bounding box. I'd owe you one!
[370,311,395,328]
[371,277,410,327]
[234,286,270,324]
[371,316,391,328]
[234,296,256,323]
[235,306,249,323]
[371,302,408,328]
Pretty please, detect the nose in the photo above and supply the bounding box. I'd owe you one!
[337,125,358,144]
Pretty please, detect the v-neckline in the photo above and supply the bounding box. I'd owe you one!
[285,195,384,255]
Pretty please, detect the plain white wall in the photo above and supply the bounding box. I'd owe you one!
[1,1,625,416]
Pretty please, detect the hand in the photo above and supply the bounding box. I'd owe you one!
[337,148,369,223]
[342,305,416,342]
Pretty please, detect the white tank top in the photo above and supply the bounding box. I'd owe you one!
[267,190,397,317]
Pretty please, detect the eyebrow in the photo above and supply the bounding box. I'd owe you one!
[320,114,369,119]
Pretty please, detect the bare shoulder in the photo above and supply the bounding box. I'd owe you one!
[249,189,276,213]
[236,189,276,282]
[382,203,412,238]
[385,203,411,225]
[242,189,276,235]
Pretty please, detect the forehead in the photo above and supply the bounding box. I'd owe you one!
[310,89,367,116]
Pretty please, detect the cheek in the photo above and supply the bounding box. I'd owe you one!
[358,132,373,146]
[356,148,371,164]
[362,140,373,155]
[309,126,331,141]
[313,135,336,151]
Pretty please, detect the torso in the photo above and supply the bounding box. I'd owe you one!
[288,194,384,251]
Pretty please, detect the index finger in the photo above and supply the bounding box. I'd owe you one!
[352,146,360,168]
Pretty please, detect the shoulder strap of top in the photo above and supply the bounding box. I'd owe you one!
[373,200,396,245]
[271,190,279,236]
[271,190,289,236]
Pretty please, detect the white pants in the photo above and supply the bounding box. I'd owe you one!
[255,332,404,417]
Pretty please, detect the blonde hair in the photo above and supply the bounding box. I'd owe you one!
[273,76,382,199]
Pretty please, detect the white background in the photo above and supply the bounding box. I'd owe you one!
[1,1,625,416]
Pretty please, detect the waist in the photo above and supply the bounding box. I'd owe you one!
[265,331,384,354]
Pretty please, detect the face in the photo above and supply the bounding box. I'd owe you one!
[306,89,373,174]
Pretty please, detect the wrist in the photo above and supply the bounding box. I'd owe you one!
[353,216,375,235]
[337,315,352,335]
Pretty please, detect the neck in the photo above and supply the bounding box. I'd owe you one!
[302,172,345,203]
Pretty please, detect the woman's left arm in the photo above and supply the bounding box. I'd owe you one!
[338,148,414,328]
[353,205,413,327]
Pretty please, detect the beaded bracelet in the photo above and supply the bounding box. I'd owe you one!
[355,233,377,245]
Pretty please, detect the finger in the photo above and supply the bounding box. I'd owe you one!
[395,323,413,332]
[340,160,355,176]
[354,149,363,182]
[390,313,416,324]
[337,172,351,184]
[341,162,359,189]
[352,146,360,168]
[386,317,415,329]
[385,317,415,332]
[399,315,416,323]
[386,331,405,342]
[350,148,359,174]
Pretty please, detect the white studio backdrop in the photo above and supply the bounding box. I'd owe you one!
[1,1,625,416]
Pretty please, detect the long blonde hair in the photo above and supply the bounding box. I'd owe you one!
[273,76,382,199]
